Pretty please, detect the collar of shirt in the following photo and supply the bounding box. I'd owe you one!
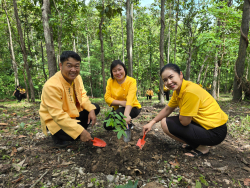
[177,79,188,99]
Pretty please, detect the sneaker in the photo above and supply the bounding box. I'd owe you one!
[52,135,71,148]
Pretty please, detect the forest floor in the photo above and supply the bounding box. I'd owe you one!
[1,94,250,188]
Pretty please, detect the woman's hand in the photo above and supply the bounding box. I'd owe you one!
[143,121,155,135]
[124,115,131,128]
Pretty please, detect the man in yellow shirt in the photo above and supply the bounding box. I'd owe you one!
[39,51,100,147]
[163,85,170,101]
[19,86,26,101]
[146,88,153,100]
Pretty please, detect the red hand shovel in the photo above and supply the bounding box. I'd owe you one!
[91,137,107,147]
[136,133,146,149]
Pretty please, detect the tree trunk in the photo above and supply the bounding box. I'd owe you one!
[233,0,250,101]
[121,11,125,63]
[202,64,209,86]
[73,37,76,52]
[99,0,106,94]
[4,0,19,87]
[13,0,35,102]
[159,0,165,104]
[126,0,133,76]
[167,2,172,64]
[185,44,192,81]
[174,0,179,64]
[42,0,57,78]
[197,55,208,83]
[212,53,218,99]
[23,70,29,101]
[217,67,221,99]
[41,41,47,82]
[87,33,93,98]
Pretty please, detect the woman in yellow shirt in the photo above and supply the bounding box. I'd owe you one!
[143,64,228,157]
[104,60,141,130]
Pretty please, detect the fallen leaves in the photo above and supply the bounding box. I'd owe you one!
[17,135,27,139]
[58,160,75,167]
[10,147,17,156]
[0,122,8,126]
[12,176,23,184]
[169,158,180,168]
[12,158,26,171]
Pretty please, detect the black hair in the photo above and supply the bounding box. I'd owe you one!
[110,60,127,79]
[60,51,81,64]
[160,63,181,76]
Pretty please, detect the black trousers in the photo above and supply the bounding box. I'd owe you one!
[20,94,26,101]
[103,107,141,130]
[53,103,100,141]
[164,91,170,101]
[166,116,227,149]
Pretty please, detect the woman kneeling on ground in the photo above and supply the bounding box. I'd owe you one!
[143,64,228,157]
[104,60,141,130]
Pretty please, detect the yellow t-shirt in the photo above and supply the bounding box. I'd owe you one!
[20,89,26,94]
[146,90,153,96]
[105,76,141,110]
[163,85,169,92]
[168,79,228,130]
[146,90,151,95]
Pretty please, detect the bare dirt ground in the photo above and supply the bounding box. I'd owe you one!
[0,97,250,188]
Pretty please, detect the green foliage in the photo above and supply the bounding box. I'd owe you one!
[104,111,127,139]
[115,180,138,188]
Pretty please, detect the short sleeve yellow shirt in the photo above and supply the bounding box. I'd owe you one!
[105,76,141,110]
[168,79,228,130]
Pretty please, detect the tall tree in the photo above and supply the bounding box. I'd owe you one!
[233,0,250,101]
[99,0,106,94]
[42,0,57,78]
[3,0,19,87]
[126,0,133,76]
[13,0,35,102]
[159,0,165,104]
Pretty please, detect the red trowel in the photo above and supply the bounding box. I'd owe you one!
[91,137,107,147]
[136,133,146,149]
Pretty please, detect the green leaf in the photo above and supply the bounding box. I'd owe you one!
[195,180,202,188]
[115,114,122,120]
[117,130,123,139]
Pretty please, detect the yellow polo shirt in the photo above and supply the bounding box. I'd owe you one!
[168,79,228,130]
[105,76,141,110]
[163,85,169,92]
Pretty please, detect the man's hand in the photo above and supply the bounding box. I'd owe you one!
[80,129,93,142]
[88,110,96,126]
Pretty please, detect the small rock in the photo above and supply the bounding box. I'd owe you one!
[158,170,164,173]
[78,167,85,175]
[17,147,24,153]
[96,148,102,154]
[154,129,158,131]
[137,180,143,187]
[67,149,71,152]
[223,179,230,184]
[107,175,115,182]
[170,155,176,158]
[87,182,93,187]
[127,176,132,180]
[115,176,119,183]
[52,173,60,177]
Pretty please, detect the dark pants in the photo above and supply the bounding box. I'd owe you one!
[20,94,26,101]
[15,93,20,101]
[164,91,170,101]
[146,95,151,100]
[166,116,227,149]
[53,103,100,141]
[104,107,141,130]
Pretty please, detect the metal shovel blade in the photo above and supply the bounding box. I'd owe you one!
[91,137,107,147]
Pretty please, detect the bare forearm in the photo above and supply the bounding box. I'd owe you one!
[111,100,126,107]
[124,105,132,117]
[150,106,175,125]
